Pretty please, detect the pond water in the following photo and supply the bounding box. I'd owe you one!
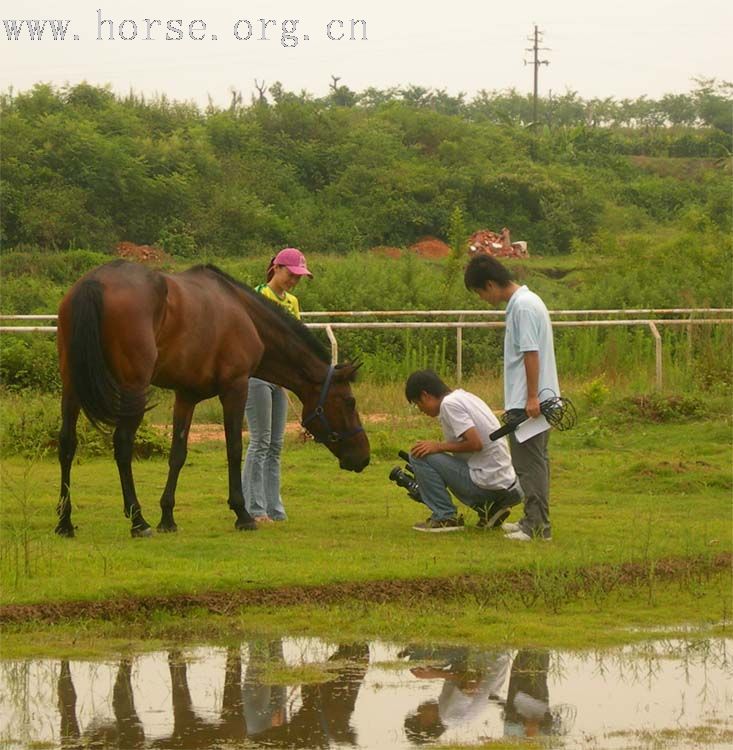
[0,637,731,749]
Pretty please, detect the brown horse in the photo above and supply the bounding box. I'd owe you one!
[56,260,369,537]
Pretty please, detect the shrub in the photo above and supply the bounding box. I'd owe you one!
[0,391,169,458]
[616,393,707,423]
[581,376,611,408]
[0,336,60,391]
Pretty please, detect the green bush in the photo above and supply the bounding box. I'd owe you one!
[0,336,60,391]
[0,391,168,458]
[0,249,110,285]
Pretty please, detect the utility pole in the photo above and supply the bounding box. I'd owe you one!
[524,25,550,125]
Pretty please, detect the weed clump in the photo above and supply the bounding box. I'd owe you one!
[619,393,707,423]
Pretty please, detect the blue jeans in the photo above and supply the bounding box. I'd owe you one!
[409,452,523,521]
[242,378,288,520]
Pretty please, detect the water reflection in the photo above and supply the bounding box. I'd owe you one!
[399,646,576,743]
[1,638,731,749]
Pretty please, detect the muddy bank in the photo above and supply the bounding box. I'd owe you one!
[1,553,729,625]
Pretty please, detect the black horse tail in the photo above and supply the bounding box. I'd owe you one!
[69,279,125,429]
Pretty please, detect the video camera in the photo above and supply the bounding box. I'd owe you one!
[388,450,423,503]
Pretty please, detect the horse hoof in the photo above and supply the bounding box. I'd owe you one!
[235,520,258,531]
[156,523,178,533]
[55,524,75,538]
[131,526,153,538]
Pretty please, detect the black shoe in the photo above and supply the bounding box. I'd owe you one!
[476,506,512,529]
[413,515,465,533]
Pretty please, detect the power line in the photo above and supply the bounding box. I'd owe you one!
[524,24,550,124]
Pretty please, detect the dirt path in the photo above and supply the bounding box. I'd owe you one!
[181,414,392,443]
[1,553,728,625]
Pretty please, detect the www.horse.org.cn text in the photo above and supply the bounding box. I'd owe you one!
[1,12,369,47]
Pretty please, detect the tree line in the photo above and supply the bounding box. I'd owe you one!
[1,80,730,256]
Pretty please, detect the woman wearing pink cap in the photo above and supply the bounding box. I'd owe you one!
[242,248,313,523]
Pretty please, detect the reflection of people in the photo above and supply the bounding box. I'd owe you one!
[404,369,523,532]
[242,640,288,736]
[403,646,511,744]
[503,650,553,738]
[464,255,560,541]
[242,248,313,524]
[250,642,370,748]
[403,700,446,744]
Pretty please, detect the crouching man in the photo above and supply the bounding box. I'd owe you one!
[405,370,523,532]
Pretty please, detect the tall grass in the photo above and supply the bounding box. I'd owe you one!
[1,245,730,392]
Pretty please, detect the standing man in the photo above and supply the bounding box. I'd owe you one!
[464,255,559,541]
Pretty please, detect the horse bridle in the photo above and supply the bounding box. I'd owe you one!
[301,365,364,444]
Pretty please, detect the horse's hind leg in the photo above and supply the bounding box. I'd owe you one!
[220,379,256,531]
[157,393,196,533]
[56,390,80,537]
[113,407,152,538]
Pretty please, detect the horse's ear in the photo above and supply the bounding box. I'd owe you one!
[335,359,362,382]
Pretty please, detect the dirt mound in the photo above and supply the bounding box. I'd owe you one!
[115,241,169,264]
[369,246,402,259]
[468,228,528,259]
[408,237,451,259]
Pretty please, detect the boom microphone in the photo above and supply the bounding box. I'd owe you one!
[489,419,526,441]
[490,393,576,441]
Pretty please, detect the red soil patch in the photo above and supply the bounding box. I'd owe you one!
[115,241,169,264]
[408,236,451,259]
[369,246,402,259]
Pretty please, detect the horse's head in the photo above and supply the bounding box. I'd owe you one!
[301,362,370,472]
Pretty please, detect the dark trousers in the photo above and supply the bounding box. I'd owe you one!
[508,427,550,535]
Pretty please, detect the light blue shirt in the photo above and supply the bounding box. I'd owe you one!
[504,286,560,410]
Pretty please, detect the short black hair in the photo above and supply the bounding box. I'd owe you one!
[405,370,451,403]
[403,701,446,743]
[463,255,513,290]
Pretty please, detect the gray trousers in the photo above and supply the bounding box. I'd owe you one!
[508,425,551,536]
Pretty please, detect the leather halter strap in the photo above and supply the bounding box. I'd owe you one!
[301,365,364,444]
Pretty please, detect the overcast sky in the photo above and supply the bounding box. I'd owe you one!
[2,0,731,107]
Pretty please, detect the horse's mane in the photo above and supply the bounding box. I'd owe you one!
[193,264,331,365]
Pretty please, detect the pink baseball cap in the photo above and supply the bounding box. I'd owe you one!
[273,247,313,277]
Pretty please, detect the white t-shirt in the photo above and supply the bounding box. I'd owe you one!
[439,390,517,490]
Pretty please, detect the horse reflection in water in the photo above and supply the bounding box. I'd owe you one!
[56,262,369,538]
[57,659,145,748]
[56,642,370,748]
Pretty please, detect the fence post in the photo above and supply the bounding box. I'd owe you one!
[648,322,662,389]
[456,315,464,384]
[325,325,338,364]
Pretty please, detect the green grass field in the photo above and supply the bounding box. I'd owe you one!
[1,385,730,658]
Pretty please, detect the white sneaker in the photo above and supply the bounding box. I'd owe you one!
[502,522,522,533]
[505,530,532,542]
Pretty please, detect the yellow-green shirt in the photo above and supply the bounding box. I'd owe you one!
[255,283,301,320]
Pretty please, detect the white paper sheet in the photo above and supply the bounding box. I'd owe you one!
[514,414,551,443]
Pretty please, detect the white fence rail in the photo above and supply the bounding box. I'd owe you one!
[2,309,731,388]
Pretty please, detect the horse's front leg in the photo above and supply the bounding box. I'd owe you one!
[56,389,80,537]
[220,380,257,531]
[57,660,81,741]
[157,393,196,533]
[112,659,145,746]
[114,410,152,537]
